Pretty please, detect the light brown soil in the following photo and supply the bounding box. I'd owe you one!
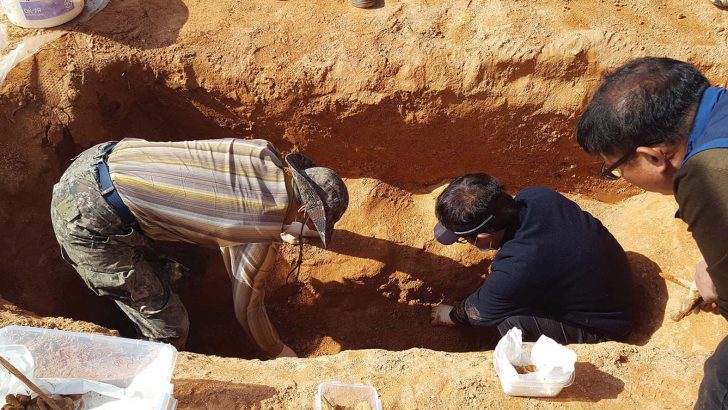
[1,0,728,408]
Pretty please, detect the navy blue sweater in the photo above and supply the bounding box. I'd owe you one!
[453,187,633,339]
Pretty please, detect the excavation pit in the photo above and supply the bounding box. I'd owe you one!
[1,0,727,407]
[0,54,694,364]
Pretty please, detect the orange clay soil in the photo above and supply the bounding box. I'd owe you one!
[1,0,728,408]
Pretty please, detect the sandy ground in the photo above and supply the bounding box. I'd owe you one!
[1,0,728,408]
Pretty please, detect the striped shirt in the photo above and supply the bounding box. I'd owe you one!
[108,138,292,357]
[108,138,292,246]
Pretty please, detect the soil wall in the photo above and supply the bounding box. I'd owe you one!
[1,0,728,407]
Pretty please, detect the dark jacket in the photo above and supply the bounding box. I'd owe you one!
[450,187,633,340]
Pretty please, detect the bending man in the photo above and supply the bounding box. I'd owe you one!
[576,57,728,409]
[51,138,348,358]
[430,174,633,344]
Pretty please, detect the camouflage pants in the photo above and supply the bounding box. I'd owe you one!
[50,143,193,347]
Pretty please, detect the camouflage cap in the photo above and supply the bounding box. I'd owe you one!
[285,153,349,248]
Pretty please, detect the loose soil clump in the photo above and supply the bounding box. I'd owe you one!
[3,394,77,410]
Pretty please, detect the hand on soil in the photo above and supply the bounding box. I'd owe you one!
[430,304,455,326]
[275,344,298,359]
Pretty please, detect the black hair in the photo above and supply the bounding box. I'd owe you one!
[435,173,519,239]
[576,57,709,156]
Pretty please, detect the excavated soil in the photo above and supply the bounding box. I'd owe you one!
[1,0,728,408]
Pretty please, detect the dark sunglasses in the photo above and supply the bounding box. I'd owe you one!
[600,139,664,180]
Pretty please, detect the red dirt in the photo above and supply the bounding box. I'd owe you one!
[1,0,728,407]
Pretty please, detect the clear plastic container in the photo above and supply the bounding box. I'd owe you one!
[0,0,85,28]
[493,342,575,397]
[315,381,382,410]
[0,325,178,409]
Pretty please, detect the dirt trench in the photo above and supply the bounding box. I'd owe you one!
[1,0,728,408]
[0,54,509,359]
[0,26,609,360]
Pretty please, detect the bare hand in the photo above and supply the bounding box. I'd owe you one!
[700,300,719,313]
[275,344,298,359]
[431,304,455,326]
[695,260,718,303]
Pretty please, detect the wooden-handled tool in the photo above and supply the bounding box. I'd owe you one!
[659,272,704,322]
[0,356,64,410]
[659,272,692,289]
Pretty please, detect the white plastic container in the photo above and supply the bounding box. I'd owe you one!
[493,342,575,397]
[1,0,84,28]
[315,381,382,410]
[0,325,178,410]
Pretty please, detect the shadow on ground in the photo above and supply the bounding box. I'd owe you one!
[625,251,668,346]
[326,230,491,297]
[270,277,500,357]
[548,362,624,402]
[264,229,497,356]
[172,236,672,358]
[180,227,497,359]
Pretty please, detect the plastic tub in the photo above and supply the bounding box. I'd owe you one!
[0,325,178,409]
[493,342,574,397]
[0,0,85,28]
[315,381,382,410]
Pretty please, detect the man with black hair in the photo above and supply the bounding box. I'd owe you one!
[430,173,633,345]
[576,56,727,409]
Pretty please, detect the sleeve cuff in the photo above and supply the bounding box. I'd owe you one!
[449,300,471,326]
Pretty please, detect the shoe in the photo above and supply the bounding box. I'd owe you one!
[350,0,376,8]
[712,0,728,8]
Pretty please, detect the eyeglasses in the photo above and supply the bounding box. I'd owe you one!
[600,139,664,180]
[453,215,494,244]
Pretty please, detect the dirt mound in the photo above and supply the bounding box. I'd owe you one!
[1,0,728,407]
[0,297,115,336]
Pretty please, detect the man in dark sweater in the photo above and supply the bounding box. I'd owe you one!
[576,57,727,409]
[430,174,633,344]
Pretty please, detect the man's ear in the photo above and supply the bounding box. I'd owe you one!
[474,232,492,249]
[635,146,670,173]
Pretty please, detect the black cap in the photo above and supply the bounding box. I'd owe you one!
[434,223,460,245]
